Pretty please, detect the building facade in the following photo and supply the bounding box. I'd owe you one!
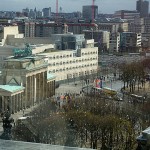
[82,5,98,21]
[114,10,140,22]
[24,22,35,37]
[35,23,68,37]
[0,56,55,114]
[97,23,120,33]
[37,44,98,82]
[67,23,98,34]
[109,32,120,53]
[128,18,145,34]
[120,32,142,52]
[136,0,149,18]
[83,30,110,52]
[42,7,51,18]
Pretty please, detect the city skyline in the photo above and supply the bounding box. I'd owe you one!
[0,0,149,14]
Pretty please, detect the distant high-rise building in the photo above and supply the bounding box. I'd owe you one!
[22,8,29,17]
[114,10,140,21]
[82,5,98,21]
[29,9,36,19]
[42,7,51,18]
[136,0,149,17]
[36,11,42,18]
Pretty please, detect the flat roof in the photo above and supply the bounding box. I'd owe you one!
[47,73,56,80]
[0,140,93,150]
[5,55,46,63]
[0,85,25,93]
[38,50,73,56]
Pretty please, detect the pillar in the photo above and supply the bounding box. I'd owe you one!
[20,93,23,110]
[12,96,14,114]
[42,72,44,100]
[36,73,40,104]
[29,76,32,107]
[14,95,17,113]
[18,93,20,111]
[50,82,52,97]
[4,96,7,112]
[31,75,34,106]
[39,72,44,102]
[34,75,37,105]
[15,95,18,113]
[19,93,22,110]
[44,71,47,100]
[2,96,4,112]
[48,82,50,98]
[9,96,12,114]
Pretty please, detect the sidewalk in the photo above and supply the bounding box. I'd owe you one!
[0,104,39,133]
[55,80,83,96]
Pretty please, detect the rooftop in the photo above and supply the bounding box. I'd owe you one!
[47,73,56,80]
[0,85,25,93]
[5,55,45,62]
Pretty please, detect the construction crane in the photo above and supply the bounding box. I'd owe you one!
[92,0,96,23]
[55,0,58,23]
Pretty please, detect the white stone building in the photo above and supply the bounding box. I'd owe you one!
[37,42,98,82]
[0,25,24,46]
[0,25,98,83]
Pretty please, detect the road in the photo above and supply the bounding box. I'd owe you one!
[82,80,124,94]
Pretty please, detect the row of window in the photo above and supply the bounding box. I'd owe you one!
[82,51,97,55]
[49,63,98,73]
[48,52,97,60]
[49,69,96,75]
[49,58,98,66]
[67,70,96,77]
[48,54,72,60]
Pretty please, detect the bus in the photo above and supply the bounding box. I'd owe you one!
[91,86,123,101]
[102,87,117,97]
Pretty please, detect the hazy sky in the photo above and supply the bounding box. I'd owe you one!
[0,0,150,13]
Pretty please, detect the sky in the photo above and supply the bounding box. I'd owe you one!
[0,0,150,14]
